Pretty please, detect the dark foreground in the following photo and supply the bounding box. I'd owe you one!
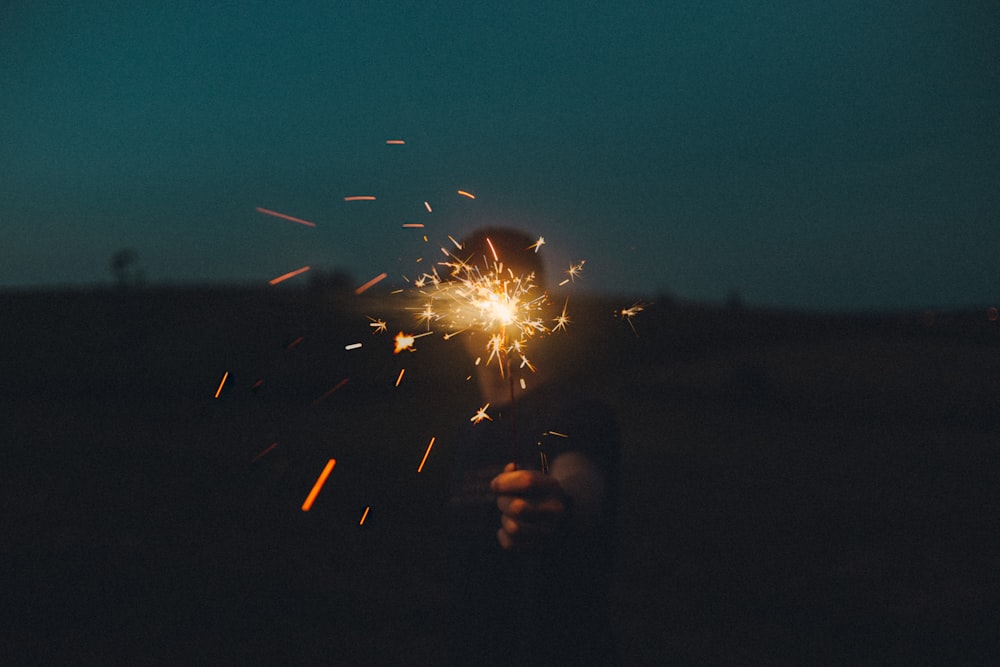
[2,287,998,665]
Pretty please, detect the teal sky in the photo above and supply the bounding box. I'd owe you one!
[1,1,997,310]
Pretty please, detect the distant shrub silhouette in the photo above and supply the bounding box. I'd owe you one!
[109,248,145,289]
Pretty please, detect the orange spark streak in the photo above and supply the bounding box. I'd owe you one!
[402,223,425,228]
[417,437,436,473]
[385,139,406,145]
[255,207,317,227]
[269,265,311,285]
[485,237,499,262]
[301,458,337,511]
[424,201,432,212]
[251,442,278,462]
[359,506,371,524]
[457,190,475,199]
[287,336,305,349]
[311,378,349,405]
[395,368,406,386]
[344,195,376,201]
[214,371,229,398]
[355,272,387,294]
[345,343,363,350]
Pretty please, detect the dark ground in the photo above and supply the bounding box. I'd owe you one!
[2,286,998,665]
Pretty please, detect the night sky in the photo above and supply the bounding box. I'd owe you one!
[2,2,997,310]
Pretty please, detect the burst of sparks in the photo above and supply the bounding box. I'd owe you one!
[527,236,546,253]
[367,316,388,334]
[393,333,414,353]
[553,298,571,333]
[396,236,575,376]
[301,458,337,512]
[558,260,586,286]
[470,403,493,424]
[617,301,649,336]
[392,330,435,354]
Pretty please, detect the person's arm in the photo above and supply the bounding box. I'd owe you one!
[490,451,608,550]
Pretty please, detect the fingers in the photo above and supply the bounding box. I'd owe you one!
[491,467,562,496]
[494,486,568,551]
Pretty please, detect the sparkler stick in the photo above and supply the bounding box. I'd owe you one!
[301,458,336,511]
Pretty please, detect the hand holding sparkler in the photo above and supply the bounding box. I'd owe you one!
[491,462,571,551]
[491,449,610,550]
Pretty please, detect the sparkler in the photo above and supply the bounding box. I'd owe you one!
[385,228,580,466]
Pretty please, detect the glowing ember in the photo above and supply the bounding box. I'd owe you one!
[311,378,349,405]
[301,458,337,512]
[417,437,436,473]
[214,371,229,398]
[470,403,493,424]
[617,301,649,335]
[355,272,388,295]
[251,442,278,462]
[394,332,416,354]
[269,265,311,285]
[255,207,317,228]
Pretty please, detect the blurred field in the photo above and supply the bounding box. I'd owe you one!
[2,286,998,665]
